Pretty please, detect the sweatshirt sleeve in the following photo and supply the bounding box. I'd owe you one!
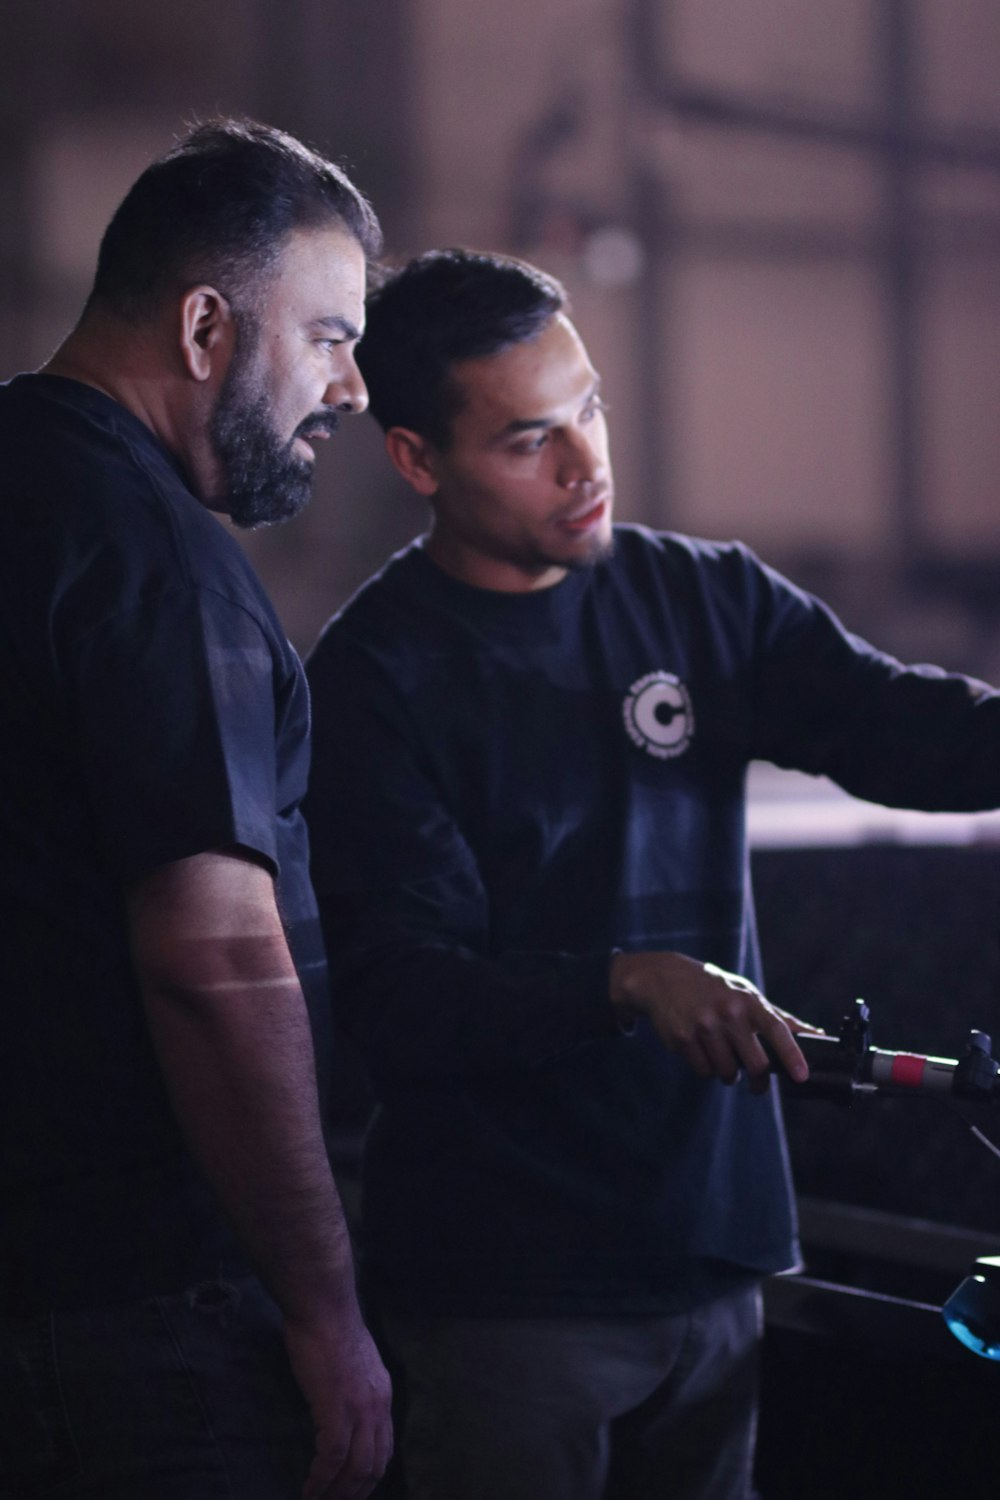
[305,632,620,1085]
[741,549,1000,810]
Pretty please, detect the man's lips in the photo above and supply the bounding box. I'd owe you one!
[294,412,340,447]
[291,413,339,462]
[557,493,610,533]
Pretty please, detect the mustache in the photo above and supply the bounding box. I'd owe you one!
[293,410,341,443]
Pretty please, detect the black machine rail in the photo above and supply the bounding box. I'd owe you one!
[783,1000,1000,1104]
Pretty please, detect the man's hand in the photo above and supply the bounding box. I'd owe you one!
[285,1313,393,1500]
[611,950,823,1092]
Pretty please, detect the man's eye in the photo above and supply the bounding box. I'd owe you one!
[582,397,609,423]
[510,433,548,455]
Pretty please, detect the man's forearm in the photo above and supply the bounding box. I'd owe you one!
[140,968,360,1320]
[128,849,393,1499]
[129,849,360,1321]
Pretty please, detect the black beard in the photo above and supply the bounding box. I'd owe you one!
[210,335,339,530]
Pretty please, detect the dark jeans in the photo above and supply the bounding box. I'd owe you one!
[0,1275,314,1499]
[383,1285,763,1500]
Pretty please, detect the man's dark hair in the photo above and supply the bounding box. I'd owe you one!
[87,117,382,322]
[357,248,566,448]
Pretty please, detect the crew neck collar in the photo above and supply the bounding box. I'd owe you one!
[405,538,594,625]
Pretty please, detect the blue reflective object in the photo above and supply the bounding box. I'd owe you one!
[942,1265,1000,1361]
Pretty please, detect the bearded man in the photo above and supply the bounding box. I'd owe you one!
[0,119,391,1500]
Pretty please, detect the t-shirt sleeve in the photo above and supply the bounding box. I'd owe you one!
[67,586,281,880]
[305,632,619,1085]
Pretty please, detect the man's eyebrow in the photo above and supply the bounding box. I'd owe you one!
[310,314,363,340]
[495,378,603,439]
[499,415,555,437]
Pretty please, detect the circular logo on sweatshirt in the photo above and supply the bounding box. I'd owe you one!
[623,672,694,759]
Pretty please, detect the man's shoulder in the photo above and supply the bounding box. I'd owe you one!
[309,541,433,665]
[0,399,284,689]
[1,372,187,531]
[606,524,767,599]
[0,373,268,613]
[610,523,753,571]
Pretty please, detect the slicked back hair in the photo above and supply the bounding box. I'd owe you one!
[86,117,382,323]
[357,248,567,449]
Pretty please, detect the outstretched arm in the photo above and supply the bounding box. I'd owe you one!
[127,847,391,1500]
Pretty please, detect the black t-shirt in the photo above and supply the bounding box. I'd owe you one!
[0,373,329,1312]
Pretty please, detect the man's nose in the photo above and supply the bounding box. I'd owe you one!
[325,358,369,416]
[558,428,604,486]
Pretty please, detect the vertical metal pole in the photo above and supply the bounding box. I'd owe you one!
[881,0,923,568]
[624,0,677,528]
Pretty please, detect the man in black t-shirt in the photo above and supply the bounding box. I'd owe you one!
[0,120,391,1499]
[305,249,1000,1500]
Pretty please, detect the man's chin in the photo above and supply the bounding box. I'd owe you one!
[228,477,314,531]
[562,526,615,571]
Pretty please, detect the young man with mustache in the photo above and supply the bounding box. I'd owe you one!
[305,248,1000,1499]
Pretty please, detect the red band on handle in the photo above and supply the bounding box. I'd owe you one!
[890,1054,926,1088]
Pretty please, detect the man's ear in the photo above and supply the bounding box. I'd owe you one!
[178,286,234,381]
[385,427,442,497]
